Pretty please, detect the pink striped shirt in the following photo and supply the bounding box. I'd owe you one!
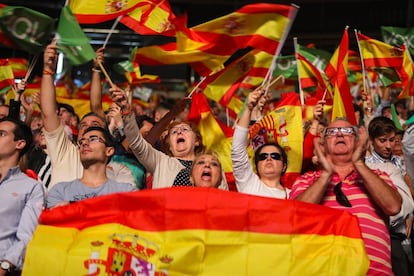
[290,169,394,275]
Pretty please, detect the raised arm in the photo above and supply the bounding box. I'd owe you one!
[90,47,105,118]
[40,42,60,132]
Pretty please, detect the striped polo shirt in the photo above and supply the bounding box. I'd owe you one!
[290,169,394,275]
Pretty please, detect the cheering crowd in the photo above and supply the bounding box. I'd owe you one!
[0,40,414,275]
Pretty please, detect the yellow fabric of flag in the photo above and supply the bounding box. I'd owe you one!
[24,188,369,275]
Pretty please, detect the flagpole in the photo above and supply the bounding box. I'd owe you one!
[24,54,39,82]
[354,29,373,113]
[188,76,206,98]
[262,4,299,94]
[97,60,115,88]
[103,15,122,49]
[293,37,305,107]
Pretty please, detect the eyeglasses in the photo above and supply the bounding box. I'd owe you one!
[333,182,352,207]
[324,127,355,136]
[170,126,192,135]
[258,152,282,161]
[77,135,106,147]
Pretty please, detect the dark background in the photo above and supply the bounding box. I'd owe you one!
[1,0,413,84]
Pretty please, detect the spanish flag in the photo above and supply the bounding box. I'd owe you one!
[24,188,369,275]
[69,0,148,23]
[0,59,14,92]
[189,3,298,56]
[120,0,176,36]
[325,27,356,125]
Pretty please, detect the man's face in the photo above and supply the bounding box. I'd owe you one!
[0,121,23,159]
[371,132,395,160]
[323,120,356,157]
[78,130,113,165]
[58,107,73,125]
[78,116,106,138]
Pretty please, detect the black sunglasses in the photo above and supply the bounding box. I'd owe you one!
[333,182,352,207]
[258,152,282,161]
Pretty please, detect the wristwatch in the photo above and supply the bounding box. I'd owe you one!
[0,261,11,272]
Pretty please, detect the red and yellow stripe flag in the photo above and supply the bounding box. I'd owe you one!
[120,0,176,36]
[249,92,303,189]
[69,0,149,23]
[24,188,369,275]
[325,27,356,125]
[0,59,14,92]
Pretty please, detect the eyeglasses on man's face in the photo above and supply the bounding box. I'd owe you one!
[258,152,282,161]
[77,135,106,147]
[324,127,355,137]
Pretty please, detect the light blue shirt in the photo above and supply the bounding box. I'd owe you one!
[47,178,137,208]
[0,167,45,269]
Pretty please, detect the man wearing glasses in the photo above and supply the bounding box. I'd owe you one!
[47,126,137,208]
[290,118,402,275]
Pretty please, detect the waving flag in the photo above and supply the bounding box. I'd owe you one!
[198,52,256,117]
[57,6,96,66]
[356,32,404,68]
[187,3,298,56]
[326,27,356,125]
[131,43,228,76]
[397,45,414,98]
[249,92,303,188]
[69,0,148,23]
[8,58,28,78]
[381,26,414,56]
[114,60,160,84]
[0,5,54,54]
[24,188,369,275]
[0,59,14,93]
[295,43,332,94]
[120,0,176,36]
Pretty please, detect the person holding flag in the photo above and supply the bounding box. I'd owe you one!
[231,88,289,199]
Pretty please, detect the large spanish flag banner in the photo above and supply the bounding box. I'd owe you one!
[249,92,303,189]
[24,188,369,275]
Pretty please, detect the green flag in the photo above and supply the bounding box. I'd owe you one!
[297,44,331,72]
[113,60,134,74]
[391,104,403,130]
[57,6,95,66]
[272,55,297,79]
[381,26,414,56]
[0,6,54,54]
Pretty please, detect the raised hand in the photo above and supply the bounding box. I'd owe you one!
[43,40,58,73]
[313,100,325,122]
[313,136,334,176]
[110,86,130,113]
[247,87,265,111]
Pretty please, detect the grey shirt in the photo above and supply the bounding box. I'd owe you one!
[0,167,45,269]
[47,178,137,208]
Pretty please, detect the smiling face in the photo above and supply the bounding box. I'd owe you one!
[191,153,222,188]
[165,122,199,159]
[323,120,357,157]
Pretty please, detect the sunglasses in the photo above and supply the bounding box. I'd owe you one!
[258,152,282,161]
[333,182,352,207]
[324,127,355,136]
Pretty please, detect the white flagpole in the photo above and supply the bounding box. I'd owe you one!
[103,15,122,49]
[293,37,305,107]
